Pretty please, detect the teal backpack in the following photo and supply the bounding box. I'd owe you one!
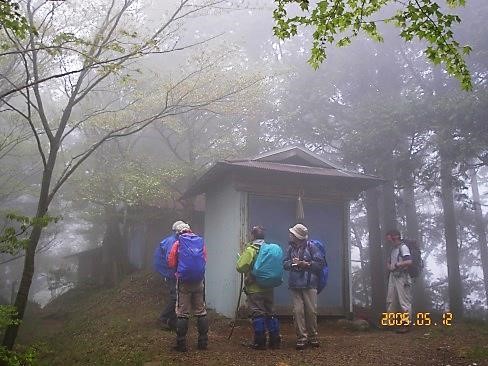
[251,243,284,288]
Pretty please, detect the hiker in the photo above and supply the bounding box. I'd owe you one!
[153,220,185,331]
[385,229,413,333]
[283,223,325,350]
[236,226,282,350]
[167,223,208,352]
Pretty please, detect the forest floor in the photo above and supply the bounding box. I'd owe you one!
[18,271,488,366]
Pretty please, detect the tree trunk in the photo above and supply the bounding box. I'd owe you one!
[184,125,197,224]
[364,188,386,320]
[439,145,464,317]
[2,151,57,349]
[10,280,17,305]
[402,174,431,311]
[246,118,260,155]
[101,206,128,286]
[351,222,370,307]
[470,168,488,307]
[380,154,398,234]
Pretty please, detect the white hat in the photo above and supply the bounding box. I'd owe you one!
[176,223,190,233]
[172,220,185,231]
[289,223,308,240]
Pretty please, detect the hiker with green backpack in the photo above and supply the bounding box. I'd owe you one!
[284,223,325,350]
[236,226,283,350]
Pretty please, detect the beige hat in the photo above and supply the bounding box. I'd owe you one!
[176,223,191,233]
[172,220,186,231]
[289,223,308,240]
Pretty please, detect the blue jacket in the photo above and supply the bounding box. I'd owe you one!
[283,241,325,289]
[153,233,176,279]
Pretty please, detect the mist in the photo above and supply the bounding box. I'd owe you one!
[1,0,487,364]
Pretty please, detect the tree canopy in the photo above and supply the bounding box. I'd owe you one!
[273,0,473,90]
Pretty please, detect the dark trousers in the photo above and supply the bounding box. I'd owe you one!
[160,277,177,325]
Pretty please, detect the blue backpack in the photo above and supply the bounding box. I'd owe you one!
[177,233,206,282]
[153,234,176,278]
[309,240,329,294]
[251,243,284,288]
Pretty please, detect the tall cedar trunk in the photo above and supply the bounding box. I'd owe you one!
[365,188,386,320]
[2,149,57,349]
[470,168,488,306]
[101,206,127,286]
[351,222,370,307]
[246,118,260,155]
[381,155,398,233]
[183,126,197,224]
[439,145,464,317]
[402,175,431,311]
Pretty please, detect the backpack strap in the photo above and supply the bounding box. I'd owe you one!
[250,242,263,271]
[398,243,410,261]
[305,242,313,287]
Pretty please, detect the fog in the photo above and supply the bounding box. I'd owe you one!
[1,0,488,363]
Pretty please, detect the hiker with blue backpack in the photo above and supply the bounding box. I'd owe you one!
[153,220,185,331]
[236,226,283,350]
[284,223,326,350]
[167,223,208,352]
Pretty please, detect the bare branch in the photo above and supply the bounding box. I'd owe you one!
[154,126,186,162]
[61,96,143,143]
[25,5,54,143]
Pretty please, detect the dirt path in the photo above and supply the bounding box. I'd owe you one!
[153,318,487,366]
[20,272,488,366]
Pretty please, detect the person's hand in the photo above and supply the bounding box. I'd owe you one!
[297,260,310,269]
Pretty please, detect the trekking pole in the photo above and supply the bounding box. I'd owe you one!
[228,272,244,340]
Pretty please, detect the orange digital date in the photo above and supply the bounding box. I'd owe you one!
[380,312,453,326]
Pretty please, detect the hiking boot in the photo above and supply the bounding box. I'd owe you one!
[308,338,320,348]
[197,316,209,351]
[240,340,266,350]
[160,318,177,332]
[296,340,306,350]
[167,317,177,332]
[250,341,267,350]
[174,317,189,352]
[160,319,171,331]
[268,334,281,349]
[173,340,187,352]
[253,344,266,350]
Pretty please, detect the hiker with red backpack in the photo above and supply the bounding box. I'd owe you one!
[153,220,185,331]
[284,223,325,350]
[385,229,421,333]
[167,223,208,352]
[236,226,283,350]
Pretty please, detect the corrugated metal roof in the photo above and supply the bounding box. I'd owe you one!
[241,145,338,169]
[183,147,384,198]
[222,160,378,180]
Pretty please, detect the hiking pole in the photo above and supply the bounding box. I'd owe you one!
[228,272,244,340]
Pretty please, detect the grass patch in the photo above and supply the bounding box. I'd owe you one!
[465,345,488,360]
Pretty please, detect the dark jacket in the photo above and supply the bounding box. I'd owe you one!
[283,241,325,289]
